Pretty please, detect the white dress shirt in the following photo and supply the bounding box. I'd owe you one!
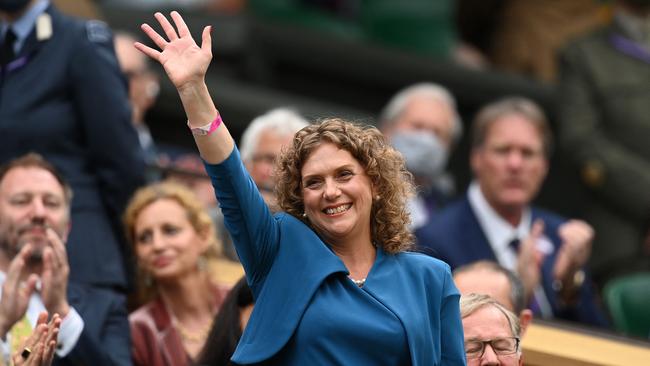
[467,181,553,317]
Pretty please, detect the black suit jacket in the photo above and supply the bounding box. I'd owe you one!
[0,4,145,289]
[52,283,131,366]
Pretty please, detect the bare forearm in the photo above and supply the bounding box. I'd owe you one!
[179,82,234,164]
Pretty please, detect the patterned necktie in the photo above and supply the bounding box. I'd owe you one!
[10,315,32,356]
[0,29,17,66]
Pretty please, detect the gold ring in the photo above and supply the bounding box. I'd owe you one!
[21,347,32,359]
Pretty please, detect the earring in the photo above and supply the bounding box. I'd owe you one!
[374,195,381,201]
[197,255,208,272]
[302,212,307,218]
[143,272,153,287]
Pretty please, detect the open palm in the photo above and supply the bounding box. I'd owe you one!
[136,11,212,90]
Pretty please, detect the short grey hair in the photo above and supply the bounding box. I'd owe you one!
[471,97,553,157]
[379,82,463,144]
[453,260,526,314]
[239,108,310,163]
[460,293,522,340]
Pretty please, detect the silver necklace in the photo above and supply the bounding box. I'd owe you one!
[349,276,366,287]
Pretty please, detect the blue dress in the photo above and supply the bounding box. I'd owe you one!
[205,147,466,365]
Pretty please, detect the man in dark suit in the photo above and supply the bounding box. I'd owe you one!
[0,0,144,292]
[0,153,130,365]
[557,0,650,286]
[419,97,608,327]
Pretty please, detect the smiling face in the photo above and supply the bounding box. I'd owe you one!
[300,143,375,247]
[0,167,70,265]
[471,114,548,222]
[133,198,209,282]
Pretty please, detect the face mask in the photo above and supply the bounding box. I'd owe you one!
[390,130,448,185]
[0,0,32,13]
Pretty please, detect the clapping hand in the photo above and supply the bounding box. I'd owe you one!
[12,312,61,366]
[0,244,39,339]
[40,229,70,319]
[516,219,546,303]
[553,220,592,301]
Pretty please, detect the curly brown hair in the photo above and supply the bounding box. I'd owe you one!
[275,118,415,253]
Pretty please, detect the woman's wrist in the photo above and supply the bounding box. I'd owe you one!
[177,81,218,127]
[177,79,206,98]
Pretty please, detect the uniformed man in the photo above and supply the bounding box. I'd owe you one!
[0,0,145,294]
[557,0,650,286]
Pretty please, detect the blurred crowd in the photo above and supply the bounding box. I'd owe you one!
[0,0,649,365]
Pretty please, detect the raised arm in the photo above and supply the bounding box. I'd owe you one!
[135,11,234,164]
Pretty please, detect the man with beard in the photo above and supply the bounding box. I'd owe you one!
[420,97,608,327]
[0,153,131,365]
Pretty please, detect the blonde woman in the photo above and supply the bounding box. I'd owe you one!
[124,182,229,366]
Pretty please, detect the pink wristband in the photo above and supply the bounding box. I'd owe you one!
[187,114,222,136]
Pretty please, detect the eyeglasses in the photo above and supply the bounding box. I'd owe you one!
[464,337,520,359]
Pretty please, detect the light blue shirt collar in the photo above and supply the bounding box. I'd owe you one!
[1,0,49,54]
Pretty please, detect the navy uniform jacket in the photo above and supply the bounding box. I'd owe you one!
[0,4,145,289]
[53,284,131,366]
[418,195,609,328]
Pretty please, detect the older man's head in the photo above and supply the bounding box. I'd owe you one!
[454,260,533,336]
[461,293,524,366]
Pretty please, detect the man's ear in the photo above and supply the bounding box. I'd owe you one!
[519,309,534,337]
[469,148,481,176]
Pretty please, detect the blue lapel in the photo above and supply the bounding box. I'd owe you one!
[458,198,499,265]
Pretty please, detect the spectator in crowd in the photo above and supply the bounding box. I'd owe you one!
[454,260,533,336]
[557,0,650,287]
[11,311,60,366]
[239,108,309,211]
[135,11,466,364]
[490,0,609,83]
[124,182,231,366]
[114,30,161,178]
[0,153,131,365]
[196,276,254,366]
[0,0,145,292]
[163,152,243,268]
[379,83,462,241]
[420,97,609,327]
[461,293,523,366]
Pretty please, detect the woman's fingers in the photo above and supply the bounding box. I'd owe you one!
[201,25,212,54]
[155,12,178,42]
[140,23,167,51]
[134,41,161,63]
[171,11,191,38]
